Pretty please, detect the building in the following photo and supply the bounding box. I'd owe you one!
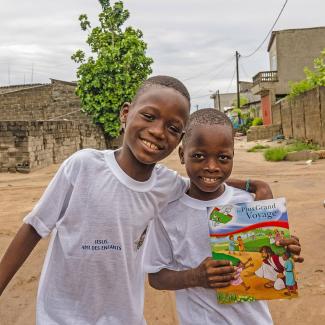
[211,81,261,117]
[251,26,325,125]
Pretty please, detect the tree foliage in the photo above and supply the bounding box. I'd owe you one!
[232,95,249,109]
[72,0,153,138]
[288,48,325,99]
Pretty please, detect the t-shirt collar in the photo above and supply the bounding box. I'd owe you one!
[104,150,157,192]
[179,184,234,210]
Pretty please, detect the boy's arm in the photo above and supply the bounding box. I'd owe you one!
[226,179,273,200]
[149,257,234,290]
[0,224,41,295]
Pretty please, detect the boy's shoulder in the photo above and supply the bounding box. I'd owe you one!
[66,148,112,166]
[62,148,113,182]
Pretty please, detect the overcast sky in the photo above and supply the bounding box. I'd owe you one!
[0,0,324,108]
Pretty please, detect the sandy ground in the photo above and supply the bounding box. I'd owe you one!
[0,137,325,324]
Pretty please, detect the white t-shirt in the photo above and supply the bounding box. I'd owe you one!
[143,185,273,325]
[24,149,186,325]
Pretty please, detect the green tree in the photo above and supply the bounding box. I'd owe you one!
[232,96,249,109]
[72,0,153,138]
[288,48,325,99]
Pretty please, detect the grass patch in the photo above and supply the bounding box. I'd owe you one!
[263,140,320,161]
[287,141,320,152]
[264,146,288,161]
[247,144,270,152]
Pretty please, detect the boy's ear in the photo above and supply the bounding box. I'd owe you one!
[178,145,185,164]
[120,102,131,124]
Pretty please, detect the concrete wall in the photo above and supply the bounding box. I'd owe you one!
[0,121,107,172]
[247,124,282,141]
[275,27,325,94]
[271,86,325,146]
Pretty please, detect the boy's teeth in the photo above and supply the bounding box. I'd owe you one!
[202,177,218,183]
[142,140,159,150]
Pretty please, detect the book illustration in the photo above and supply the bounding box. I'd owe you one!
[208,198,298,304]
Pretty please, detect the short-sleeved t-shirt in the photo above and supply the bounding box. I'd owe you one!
[24,149,187,325]
[143,185,273,325]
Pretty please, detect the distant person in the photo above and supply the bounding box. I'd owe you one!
[144,109,303,325]
[0,77,276,324]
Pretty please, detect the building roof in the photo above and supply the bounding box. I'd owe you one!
[267,26,325,52]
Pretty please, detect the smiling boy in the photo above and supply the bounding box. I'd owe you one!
[144,108,302,325]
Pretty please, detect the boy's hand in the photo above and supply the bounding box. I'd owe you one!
[250,180,273,200]
[195,257,235,289]
[278,235,304,263]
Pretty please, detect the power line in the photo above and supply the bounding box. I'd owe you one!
[226,67,236,93]
[239,60,251,80]
[241,0,288,58]
[191,93,210,100]
[182,56,234,82]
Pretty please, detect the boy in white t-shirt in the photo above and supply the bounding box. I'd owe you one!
[144,109,303,325]
[0,76,283,324]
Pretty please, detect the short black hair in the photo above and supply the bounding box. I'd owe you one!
[133,75,191,104]
[182,108,233,145]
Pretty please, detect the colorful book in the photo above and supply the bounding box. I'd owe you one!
[208,198,298,304]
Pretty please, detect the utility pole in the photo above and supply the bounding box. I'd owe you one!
[7,63,10,85]
[217,90,221,111]
[236,51,240,109]
[31,63,34,83]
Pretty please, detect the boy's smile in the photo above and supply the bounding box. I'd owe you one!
[117,87,189,180]
[180,123,234,201]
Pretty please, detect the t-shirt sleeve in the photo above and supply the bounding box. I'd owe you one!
[23,156,75,238]
[143,217,177,274]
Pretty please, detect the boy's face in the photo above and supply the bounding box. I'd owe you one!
[121,87,189,165]
[180,124,233,201]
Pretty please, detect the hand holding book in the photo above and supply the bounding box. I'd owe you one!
[194,257,235,289]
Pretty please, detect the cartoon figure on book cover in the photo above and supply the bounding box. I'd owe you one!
[283,252,298,296]
[228,235,236,255]
[231,257,254,291]
[248,246,286,290]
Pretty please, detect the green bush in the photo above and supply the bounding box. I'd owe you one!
[264,147,288,161]
[288,48,325,99]
[252,117,263,126]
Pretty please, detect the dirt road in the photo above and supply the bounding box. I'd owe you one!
[1,138,325,324]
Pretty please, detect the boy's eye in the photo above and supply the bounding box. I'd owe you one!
[142,113,155,121]
[192,153,204,159]
[168,125,182,135]
[219,155,231,161]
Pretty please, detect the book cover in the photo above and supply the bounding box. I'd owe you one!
[208,197,298,304]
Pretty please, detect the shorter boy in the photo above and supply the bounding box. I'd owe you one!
[144,109,301,325]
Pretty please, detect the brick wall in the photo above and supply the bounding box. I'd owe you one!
[247,124,282,141]
[0,121,107,172]
[271,86,325,146]
[0,80,92,123]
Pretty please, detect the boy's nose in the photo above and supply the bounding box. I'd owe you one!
[148,122,165,139]
[205,160,220,172]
